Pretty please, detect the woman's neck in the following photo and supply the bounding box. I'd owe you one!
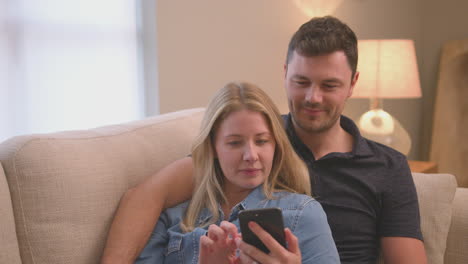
[221,186,254,220]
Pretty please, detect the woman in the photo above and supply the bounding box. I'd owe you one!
[136,82,339,263]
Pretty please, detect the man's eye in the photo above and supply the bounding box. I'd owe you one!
[295,81,308,86]
[323,83,338,89]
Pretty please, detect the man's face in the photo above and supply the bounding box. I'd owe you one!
[284,50,358,134]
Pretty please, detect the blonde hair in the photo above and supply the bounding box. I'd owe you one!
[181,82,311,232]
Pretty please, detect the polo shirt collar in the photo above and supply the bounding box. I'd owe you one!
[284,113,374,159]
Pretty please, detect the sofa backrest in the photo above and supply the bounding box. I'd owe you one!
[1,107,466,264]
[0,162,22,263]
[0,108,205,264]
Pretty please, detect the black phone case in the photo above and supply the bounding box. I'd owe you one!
[238,207,286,253]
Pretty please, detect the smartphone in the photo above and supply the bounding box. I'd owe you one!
[238,207,286,253]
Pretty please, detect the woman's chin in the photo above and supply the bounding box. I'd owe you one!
[240,181,263,190]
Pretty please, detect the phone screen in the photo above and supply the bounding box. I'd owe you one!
[238,207,286,253]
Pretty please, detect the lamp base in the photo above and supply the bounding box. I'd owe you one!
[358,109,411,156]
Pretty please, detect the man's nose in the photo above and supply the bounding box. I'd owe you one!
[243,143,259,162]
[305,85,323,103]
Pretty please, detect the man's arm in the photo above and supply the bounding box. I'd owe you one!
[381,237,427,264]
[379,153,426,263]
[100,157,194,264]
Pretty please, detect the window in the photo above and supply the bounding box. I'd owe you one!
[0,0,145,141]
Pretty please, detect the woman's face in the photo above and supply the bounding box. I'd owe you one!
[214,109,276,196]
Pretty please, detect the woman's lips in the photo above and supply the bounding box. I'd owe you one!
[240,168,261,176]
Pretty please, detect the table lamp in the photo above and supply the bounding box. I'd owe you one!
[353,39,422,155]
[293,0,344,17]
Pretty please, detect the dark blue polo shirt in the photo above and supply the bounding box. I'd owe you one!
[283,114,422,264]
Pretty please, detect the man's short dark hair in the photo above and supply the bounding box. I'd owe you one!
[286,16,358,78]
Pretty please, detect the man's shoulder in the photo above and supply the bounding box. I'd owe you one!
[364,138,407,160]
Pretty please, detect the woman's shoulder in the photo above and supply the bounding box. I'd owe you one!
[269,191,321,211]
[167,200,191,210]
[159,201,191,225]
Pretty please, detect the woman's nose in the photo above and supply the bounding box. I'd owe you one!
[243,143,259,162]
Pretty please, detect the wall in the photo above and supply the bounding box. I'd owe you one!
[156,0,309,115]
[155,0,468,160]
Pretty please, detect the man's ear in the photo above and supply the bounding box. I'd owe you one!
[348,71,359,98]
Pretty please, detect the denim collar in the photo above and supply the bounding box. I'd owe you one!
[196,185,270,225]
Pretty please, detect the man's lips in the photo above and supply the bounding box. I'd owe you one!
[303,107,324,115]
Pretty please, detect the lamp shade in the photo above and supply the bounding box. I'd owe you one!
[353,39,422,98]
[293,0,344,18]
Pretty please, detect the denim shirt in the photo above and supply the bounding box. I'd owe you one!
[136,186,340,264]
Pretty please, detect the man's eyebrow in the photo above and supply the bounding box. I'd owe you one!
[291,75,343,84]
[324,78,340,82]
[290,75,309,80]
[323,78,343,84]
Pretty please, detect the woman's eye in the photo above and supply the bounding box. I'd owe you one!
[227,141,241,146]
[256,139,269,145]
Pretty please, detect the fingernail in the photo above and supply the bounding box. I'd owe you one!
[235,237,241,247]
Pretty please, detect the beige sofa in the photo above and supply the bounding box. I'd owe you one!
[0,108,467,264]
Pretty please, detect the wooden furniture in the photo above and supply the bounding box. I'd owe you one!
[430,39,468,187]
[408,160,438,173]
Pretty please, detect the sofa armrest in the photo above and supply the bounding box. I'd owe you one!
[445,187,468,264]
[0,162,22,263]
[0,108,205,264]
[412,173,458,264]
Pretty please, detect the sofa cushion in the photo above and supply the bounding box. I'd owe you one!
[0,162,22,264]
[413,173,457,264]
[0,108,204,264]
[444,187,468,264]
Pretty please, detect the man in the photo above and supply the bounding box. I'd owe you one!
[101,16,427,264]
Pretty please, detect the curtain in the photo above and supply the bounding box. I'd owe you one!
[0,0,143,142]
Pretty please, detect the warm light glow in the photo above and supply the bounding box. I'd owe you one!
[358,109,394,135]
[353,39,422,98]
[359,108,412,155]
[294,0,344,17]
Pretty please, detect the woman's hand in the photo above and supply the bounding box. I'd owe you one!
[236,221,301,264]
[199,221,241,264]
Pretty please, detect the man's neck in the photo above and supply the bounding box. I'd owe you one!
[293,117,354,160]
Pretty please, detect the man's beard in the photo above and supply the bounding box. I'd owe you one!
[291,102,340,134]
